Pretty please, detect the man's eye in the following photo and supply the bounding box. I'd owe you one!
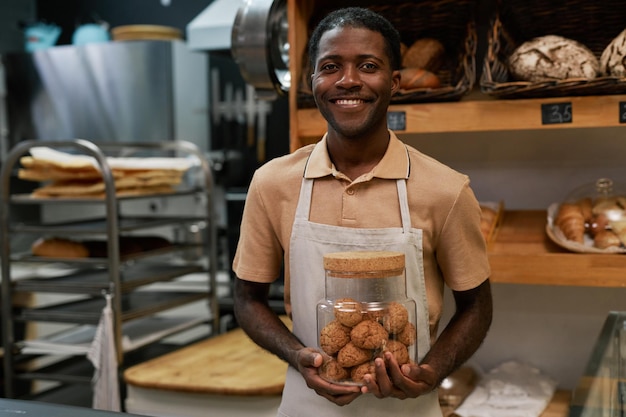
[361,63,377,71]
[320,63,338,71]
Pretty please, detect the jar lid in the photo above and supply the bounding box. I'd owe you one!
[323,251,405,277]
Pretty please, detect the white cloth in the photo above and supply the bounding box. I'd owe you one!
[278,176,442,417]
[454,361,557,417]
[87,293,120,411]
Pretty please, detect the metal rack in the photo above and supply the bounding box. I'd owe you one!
[0,139,218,403]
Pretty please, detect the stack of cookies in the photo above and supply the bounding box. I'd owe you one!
[318,298,417,385]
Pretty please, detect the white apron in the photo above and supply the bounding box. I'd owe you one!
[277,176,442,417]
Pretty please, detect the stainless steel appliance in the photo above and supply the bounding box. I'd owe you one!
[2,39,209,152]
[188,0,289,100]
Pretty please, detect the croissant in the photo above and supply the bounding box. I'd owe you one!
[555,203,585,243]
[577,197,593,224]
[594,230,621,249]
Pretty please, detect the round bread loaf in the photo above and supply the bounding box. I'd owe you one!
[402,38,445,72]
[600,29,626,77]
[508,35,599,82]
[399,67,441,90]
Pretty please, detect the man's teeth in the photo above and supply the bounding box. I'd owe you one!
[336,99,362,104]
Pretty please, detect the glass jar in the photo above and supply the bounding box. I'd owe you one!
[317,251,417,386]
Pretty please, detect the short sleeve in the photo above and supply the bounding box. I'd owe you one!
[436,181,491,291]
[232,171,284,283]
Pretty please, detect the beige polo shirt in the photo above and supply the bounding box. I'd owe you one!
[233,131,490,338]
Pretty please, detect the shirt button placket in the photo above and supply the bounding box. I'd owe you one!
[342,186,357,223]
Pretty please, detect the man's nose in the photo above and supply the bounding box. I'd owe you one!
[337,66,362,89]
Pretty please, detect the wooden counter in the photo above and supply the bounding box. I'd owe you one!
[124,317,291,396]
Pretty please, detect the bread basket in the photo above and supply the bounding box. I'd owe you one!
[297,0,478,107]
[480,0,626,99]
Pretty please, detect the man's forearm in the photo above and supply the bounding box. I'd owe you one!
[421,280,493,385]
[233,278,305,369]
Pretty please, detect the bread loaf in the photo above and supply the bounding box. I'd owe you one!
[399,67,441,90]
[401,38,445,72]
[32,237,89,258]
[600,29,626,77]
[33,235,171,258]
[508,35,599,82]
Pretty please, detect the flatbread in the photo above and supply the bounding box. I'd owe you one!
[21,146,193,198]
[32,184,176,198]
[30,172,183,195]
[18,166,183,182]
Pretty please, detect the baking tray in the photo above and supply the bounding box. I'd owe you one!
[13,263,205,294]
[19,291,208,324]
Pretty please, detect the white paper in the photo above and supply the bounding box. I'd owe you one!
[454,361,557,417]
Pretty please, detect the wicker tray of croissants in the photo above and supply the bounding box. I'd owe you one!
[546,179,626,254]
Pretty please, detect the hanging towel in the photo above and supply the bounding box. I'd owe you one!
[87,293,120,411]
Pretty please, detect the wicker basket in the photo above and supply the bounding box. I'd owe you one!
[481,0,626,99]
[297,0,478,107]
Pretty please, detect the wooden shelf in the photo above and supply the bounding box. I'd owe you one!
[293,93,626,148]
[488,211,626,287]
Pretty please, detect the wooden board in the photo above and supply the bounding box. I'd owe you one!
[124,317,291,396]
[540,390,571,417]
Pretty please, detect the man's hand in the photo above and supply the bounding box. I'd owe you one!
[297,348,362,406]
[361,352,438,399]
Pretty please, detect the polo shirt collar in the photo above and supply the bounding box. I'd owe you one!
[303,130,410,180]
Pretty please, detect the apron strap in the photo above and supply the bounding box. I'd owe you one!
[295,178,313,221]
[396,179,411,233]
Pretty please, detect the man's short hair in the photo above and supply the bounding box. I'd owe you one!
[308,7,402,71]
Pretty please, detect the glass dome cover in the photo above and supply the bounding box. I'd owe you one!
[547,178,626,253]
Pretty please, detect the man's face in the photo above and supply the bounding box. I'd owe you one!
[311,26,400,139]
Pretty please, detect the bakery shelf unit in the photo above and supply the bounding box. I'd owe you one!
[0,139,219,404]
[286,0,626,289]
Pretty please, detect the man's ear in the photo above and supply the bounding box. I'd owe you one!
[391,69,402,95]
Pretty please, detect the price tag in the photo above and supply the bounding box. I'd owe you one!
[541,102,572,125]
[387,111,406,131]
[619,102,626,123]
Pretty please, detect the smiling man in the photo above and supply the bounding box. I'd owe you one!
[232,7,493,417]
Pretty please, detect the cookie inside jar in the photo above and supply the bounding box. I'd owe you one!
[317,251,418,386]
[553,178,626,251]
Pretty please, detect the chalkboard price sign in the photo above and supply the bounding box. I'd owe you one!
[619,102,626,123]
[541,102,572,125]
[387,111,406,131]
